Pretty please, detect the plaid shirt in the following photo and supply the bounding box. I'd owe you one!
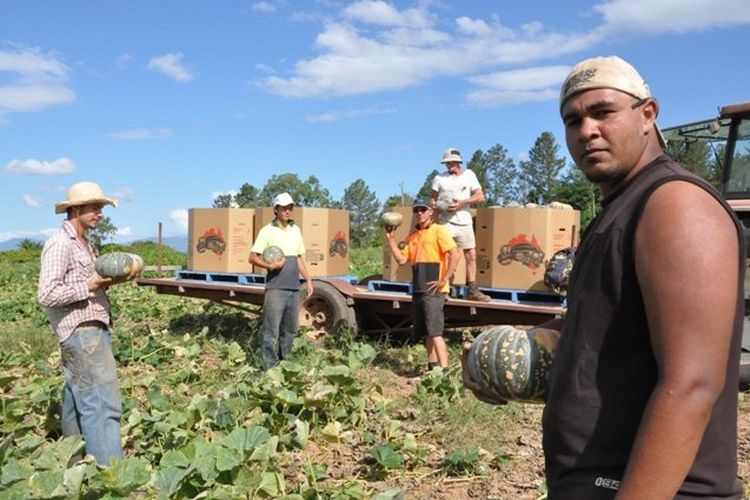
[38,221,111,343]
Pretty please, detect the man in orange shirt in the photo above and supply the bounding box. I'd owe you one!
[385,198,459,370]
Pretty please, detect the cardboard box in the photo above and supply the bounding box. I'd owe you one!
[188,208,255,273]
[253,207,350,277]
[475,207,580,291]
[381,207,468,285]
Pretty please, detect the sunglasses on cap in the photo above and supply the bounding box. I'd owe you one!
[412,207,429,214]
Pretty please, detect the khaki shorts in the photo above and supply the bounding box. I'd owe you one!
[443,222,475,250]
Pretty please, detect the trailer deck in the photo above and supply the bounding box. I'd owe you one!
[137,273,564,336]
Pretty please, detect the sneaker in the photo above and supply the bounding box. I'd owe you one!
[466,287,491,302]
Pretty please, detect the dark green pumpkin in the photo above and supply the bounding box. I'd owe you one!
[467,325,559,403]
[95,252,143,279]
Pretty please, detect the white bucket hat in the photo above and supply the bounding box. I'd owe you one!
[440,147,463,164]
[559,55,666,146]
[272,192,295,207]
[55,181,118,214]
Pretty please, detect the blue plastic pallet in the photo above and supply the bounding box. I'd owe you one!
[176,271,359,286]
[453,285,565,305]
[367,280,413,294]
[175,270,267,285]
[368,279,565,306]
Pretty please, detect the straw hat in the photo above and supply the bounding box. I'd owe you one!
[55,181,118,214]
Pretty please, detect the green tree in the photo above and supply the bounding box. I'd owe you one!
[341,179,380,247]
[417,169,440,200]
[551,166,601,229]
[384,193,414,208]
[18,239,43,251]
[666,140,722,189]
[212,193,234,208]
[519,132,566,204]
[467,145,519,206]
[259,173,333,207]
[89,216,118,250]
[235,183,262,208]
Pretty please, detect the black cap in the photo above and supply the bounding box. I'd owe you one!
[412,198,431,210]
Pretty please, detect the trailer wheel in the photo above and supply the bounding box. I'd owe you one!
[299,281,355,339]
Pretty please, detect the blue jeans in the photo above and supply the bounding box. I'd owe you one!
[60,326,123,465]
[261,289,300,369]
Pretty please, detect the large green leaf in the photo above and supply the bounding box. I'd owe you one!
[369,445,404,469]
[215,446,242,472]
[153,466,191,497]
[92,457,151,497]
[222,426,270,452]
[1,458,34,486]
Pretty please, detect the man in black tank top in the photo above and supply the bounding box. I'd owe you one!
[462,56,744,498]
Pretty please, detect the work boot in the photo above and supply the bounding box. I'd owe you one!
[466,282,491,302]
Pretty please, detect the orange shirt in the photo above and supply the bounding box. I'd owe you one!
[401,223,456,294]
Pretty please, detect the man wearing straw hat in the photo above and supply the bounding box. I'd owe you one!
[38,181,129,466]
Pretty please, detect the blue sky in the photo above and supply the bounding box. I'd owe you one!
[2,0,749,244]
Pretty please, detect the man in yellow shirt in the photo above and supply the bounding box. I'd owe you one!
[249,192,313,369]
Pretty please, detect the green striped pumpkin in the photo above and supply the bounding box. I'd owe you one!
[95,252,144,279]
[467,325,559,403]
[262,245,284,264]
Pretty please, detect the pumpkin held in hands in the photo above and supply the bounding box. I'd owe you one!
[262,245,284,265]
[467,325,559,403]
[95,252,144,279]
[380,211,403,230]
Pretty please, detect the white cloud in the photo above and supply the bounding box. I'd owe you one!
[116,226,133,237]
[22,194,43,207]
[148,53,194,82]
[6,157,76,176]
[257,1,750,105]
[456,17,491,36]
[106,128,172,140]
[116,53,134,69]
[595,0,750,34]
[342,1,433,28]
[252,1,276,13]
[111,186,135,201]
[169,209,189,234]
[466,65,570,106]
[305,106,396,123]
[0,228,57,243]
[0,45,74,115]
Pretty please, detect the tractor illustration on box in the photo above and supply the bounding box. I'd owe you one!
[196,228,226,255]
[498,235,544,269]
[329,230,349,257]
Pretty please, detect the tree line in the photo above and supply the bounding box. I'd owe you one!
[10,135,719,254]
[212,131,724,249]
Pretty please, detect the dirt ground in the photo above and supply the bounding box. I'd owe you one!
[353,372,750,499]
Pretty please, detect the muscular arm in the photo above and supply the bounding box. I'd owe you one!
[617,181,740,498]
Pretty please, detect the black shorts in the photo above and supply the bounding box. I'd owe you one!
[412,293,446,337]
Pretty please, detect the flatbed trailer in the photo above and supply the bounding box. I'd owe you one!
[136,275,564,336]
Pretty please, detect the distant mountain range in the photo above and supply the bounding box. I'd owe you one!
[0,236,188,252]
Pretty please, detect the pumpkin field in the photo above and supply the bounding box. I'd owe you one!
[2,243,750,499]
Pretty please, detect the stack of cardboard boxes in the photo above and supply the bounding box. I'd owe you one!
[187,207,350,277]
[381,205,580,292]
[475,206,580,291]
